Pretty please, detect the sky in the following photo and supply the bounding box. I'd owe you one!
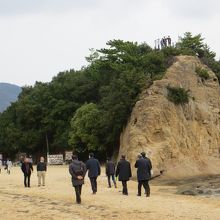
[0,0,220,86]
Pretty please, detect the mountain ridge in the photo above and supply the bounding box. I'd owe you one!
[0,82,21,112]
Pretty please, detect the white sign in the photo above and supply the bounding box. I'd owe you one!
[48,154,63,165]
[65,151,72,161]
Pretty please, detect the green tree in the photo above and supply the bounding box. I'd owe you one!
[177,32,204,57]
[2,34,220,159]
[69,103,101,153]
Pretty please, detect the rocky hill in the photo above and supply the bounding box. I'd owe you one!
[119,56,220,177]
[0,83,21,112]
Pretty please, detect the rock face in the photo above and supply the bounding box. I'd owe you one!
[119,56,220,177]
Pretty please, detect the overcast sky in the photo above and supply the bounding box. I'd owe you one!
[0,0,220,86]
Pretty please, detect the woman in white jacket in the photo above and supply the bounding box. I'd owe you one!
[6,159,12,174]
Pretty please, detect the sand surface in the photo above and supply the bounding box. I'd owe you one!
[0,166,220,220]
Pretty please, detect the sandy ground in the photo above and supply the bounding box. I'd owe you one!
[0,166,220,220]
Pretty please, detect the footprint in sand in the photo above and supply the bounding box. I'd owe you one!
[17,210,30,213]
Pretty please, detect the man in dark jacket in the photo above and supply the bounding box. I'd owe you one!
[106,157,116,188]
[116,155,132,195]
[37,156,47,187]
[86,153,101,194]
[21,157,33,187]
[141,152,152,169]
[135,152,152,197]
[69,155,86,204]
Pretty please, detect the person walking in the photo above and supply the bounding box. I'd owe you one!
[106,157,117,188]
[6,159,12,174]
[116,155,132,195]
[141,152,152,169]
[21,157,33,187]
[135,152,152,197]
[69,155,86,204]
[86,153,101,194]
[0,159,2,174]
[37,156,47,187]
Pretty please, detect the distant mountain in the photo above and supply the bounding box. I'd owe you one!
[0,83,21,112]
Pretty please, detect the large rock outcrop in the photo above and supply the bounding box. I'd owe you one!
[119,56,220,177]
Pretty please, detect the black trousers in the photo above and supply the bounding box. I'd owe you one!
[74,185,82,204]
[89,177,97,193]
[138,180,150,196]
[107,175,116,187]
[122,181,128,195]
[24,173,31,187]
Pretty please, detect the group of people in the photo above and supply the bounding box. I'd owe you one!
[20,156,47,187]
[160,36,172,48]
[155,36,172,50]
[0,159,12,174]
[2,152,153,205]
[69,152,152,204]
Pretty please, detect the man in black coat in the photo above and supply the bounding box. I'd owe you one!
[116,155,132,195]
[21,157,33,188]
[69,155,86,204]
[106,157,116,188]
[86,153,101,194]
[135,152,152,197]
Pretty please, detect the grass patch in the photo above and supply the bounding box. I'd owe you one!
[195,66,209,80]
[167,86,189,105]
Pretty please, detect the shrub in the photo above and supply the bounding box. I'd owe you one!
[167,86,189,105]
[195,66,209,80]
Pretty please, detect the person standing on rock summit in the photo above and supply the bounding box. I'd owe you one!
[69,155,86,204]
[116,155,132,195]
[135,152,152,197]
[86,153,101,194]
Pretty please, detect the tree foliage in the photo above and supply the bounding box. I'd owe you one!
[1,33,220,159]
[69,103,101,152]
[177,32,220,81]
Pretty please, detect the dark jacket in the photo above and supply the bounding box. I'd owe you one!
[21,162,33,175]
[116,159,132,181]
[69,160,86,186]
[37,162,47,172]
[106,160,115,176]
[143,156,152,170]
[86,157,101,178]
[135,157,152,181]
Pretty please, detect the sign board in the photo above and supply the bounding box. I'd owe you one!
[48,154,63,165]
[0,154,2,160]
[65,151,72,161]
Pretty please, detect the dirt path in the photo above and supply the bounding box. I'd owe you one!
[0,166,219,220]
